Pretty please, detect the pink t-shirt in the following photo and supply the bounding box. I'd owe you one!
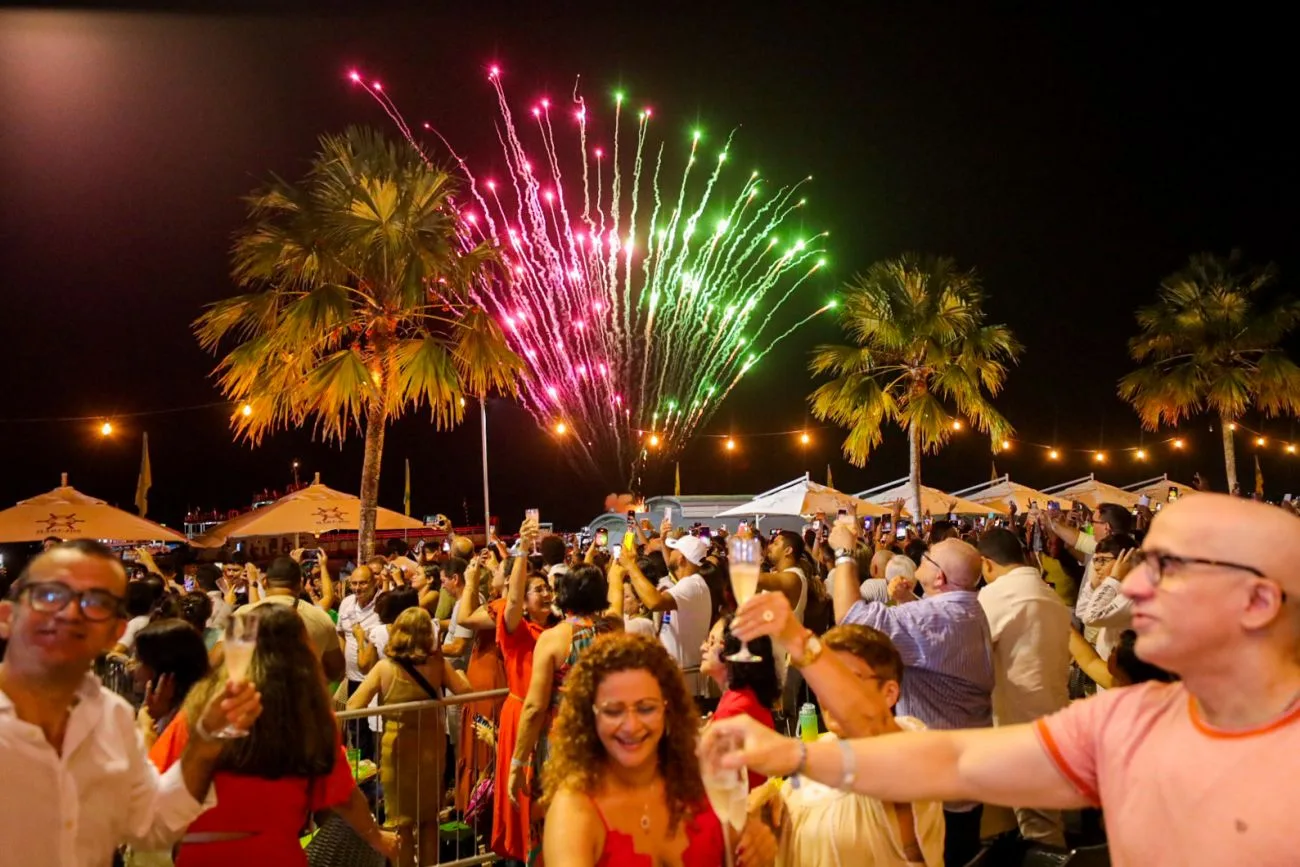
[1035,680,1300,867]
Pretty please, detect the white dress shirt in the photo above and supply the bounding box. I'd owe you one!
[979,565,1071,725]
[337,594,381,682]
[0,673,214,867]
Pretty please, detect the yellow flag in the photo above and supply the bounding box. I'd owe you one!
[826,464,834,489]
[674,461,681,496]
[1255,455,1264,498]
[135,433,152,517]
[991,461,999,482]
[404,458,412,516]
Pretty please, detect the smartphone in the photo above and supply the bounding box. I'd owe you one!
[1028,500,1039,510]
[626,509,636,527]
[895,526,908,540]
[664,506,673,524]
[442,541,451,552]
[1047,500,1060,512]
[596,528,609,546]
[1168,487,1180,502]
[1285,494,1294,504]
[812,519,822,531]
[863,517,873,530]
[1138,494,1151,508]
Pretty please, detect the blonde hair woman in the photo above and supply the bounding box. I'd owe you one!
[348,607,472,867]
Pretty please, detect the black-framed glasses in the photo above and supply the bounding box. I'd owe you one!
[12,580,127,622]
[921,553,941,572]
[1130,549,1265,587]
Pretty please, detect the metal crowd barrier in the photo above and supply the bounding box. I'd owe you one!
[337,688,508,867]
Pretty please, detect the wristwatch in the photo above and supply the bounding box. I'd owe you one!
[790,631,824,669]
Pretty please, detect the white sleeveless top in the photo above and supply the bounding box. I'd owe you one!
[774,567,809,687]
[777,720,945,867]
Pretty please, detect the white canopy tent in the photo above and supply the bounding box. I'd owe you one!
[715,474,889,524]
[951,475,1058,514]
[855,478,1007,517]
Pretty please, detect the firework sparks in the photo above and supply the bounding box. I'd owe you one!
[351,66,831,479]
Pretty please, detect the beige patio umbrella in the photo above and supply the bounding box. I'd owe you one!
[0,474,186,543]
[855,478,1008,517]
[951,475,1059,514]
[1042,474,1142,510]
[191,474,424,548]
[715,474,890,520]
[1123,474,1198,505]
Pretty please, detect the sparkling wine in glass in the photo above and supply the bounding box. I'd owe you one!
[700,729,747,867]
[213,611,259,739]
[727,536,762,662]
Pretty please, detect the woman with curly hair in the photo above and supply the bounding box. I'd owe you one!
[509,561,621,864]
[542,632,775,867]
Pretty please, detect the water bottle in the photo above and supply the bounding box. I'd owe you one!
[797,702,819,742]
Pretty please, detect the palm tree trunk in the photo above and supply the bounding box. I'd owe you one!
[1220,412,1238,494]
[908,424,923,522]
[357,403,387,561]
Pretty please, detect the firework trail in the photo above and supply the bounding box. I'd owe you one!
[351,66,833,482]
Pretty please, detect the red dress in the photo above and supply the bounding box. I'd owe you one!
[491,609,547,860]
[590,797,726,867]
[150,710,357,867]
[711,686,776,789]
[456,597,507,812]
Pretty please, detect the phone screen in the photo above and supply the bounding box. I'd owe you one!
[1168,488,1180,501]
[895,526,907,539]
[596,529,609,546]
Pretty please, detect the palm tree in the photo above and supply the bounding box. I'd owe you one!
[809,254,1021,519]
[1119,250,1300,493]
[195,127,523,559]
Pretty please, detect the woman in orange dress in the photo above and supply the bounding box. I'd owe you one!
[454,550,509,813]
[491,519,558,861]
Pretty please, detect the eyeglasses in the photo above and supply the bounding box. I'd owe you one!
[13,580,127,622]
[921,553,941,572]
[1129,549,1266,586]
[593,699,667,724]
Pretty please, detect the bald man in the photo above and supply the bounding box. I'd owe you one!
[831,526,995,866]
[713,494,1300,866]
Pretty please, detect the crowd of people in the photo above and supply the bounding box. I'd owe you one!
[1,488,1298,867]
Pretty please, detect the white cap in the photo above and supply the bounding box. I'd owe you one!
[664,535,709,566]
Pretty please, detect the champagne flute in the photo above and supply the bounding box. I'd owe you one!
[212,611,259,739]
[700,727,747,867]
[727,536,761,662]
[525,508,540,554]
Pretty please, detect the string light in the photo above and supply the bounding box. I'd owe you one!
[951,420,963,431]
[99,421,113,437]
[554,422,568,435]
[1288,444,1297,455]
[725,438,736,451]
[1135,449,1147,460]
[1094,452,1107,463]
[1000,439,1012,451]
[648,434,660,448]
[1173,438,1185,449]
[1049,449,1059,460]
[1229,423,1238,431]
[800,432,811,445]
[1256,436,1267,447]
[241,403,253,417]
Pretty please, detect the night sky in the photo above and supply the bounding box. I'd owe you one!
[2,4,1297,535]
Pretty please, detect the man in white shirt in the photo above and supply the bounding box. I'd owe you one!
[625,534,713,695]
[337,564,382,758]
[976,527,1071,847]
[0,539,260,867]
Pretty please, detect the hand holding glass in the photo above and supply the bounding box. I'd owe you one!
[727,536,761,662]
[213,612,259,739]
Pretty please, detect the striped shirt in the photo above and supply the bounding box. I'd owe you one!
[841,592,995,731]
[841,591,995,813]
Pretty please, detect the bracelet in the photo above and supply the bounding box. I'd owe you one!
[194,715,218,742]
[834,555,855,567]
[791,739,808,778]
[510,757,527,769]
[837,736,857,789]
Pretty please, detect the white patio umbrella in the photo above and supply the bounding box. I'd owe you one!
[191,473,424,548]
[951,475,1059,514]
[1041,474,1142,510]
[0,474,186,544]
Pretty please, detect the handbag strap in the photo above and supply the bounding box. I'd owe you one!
[393,657,441,700]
